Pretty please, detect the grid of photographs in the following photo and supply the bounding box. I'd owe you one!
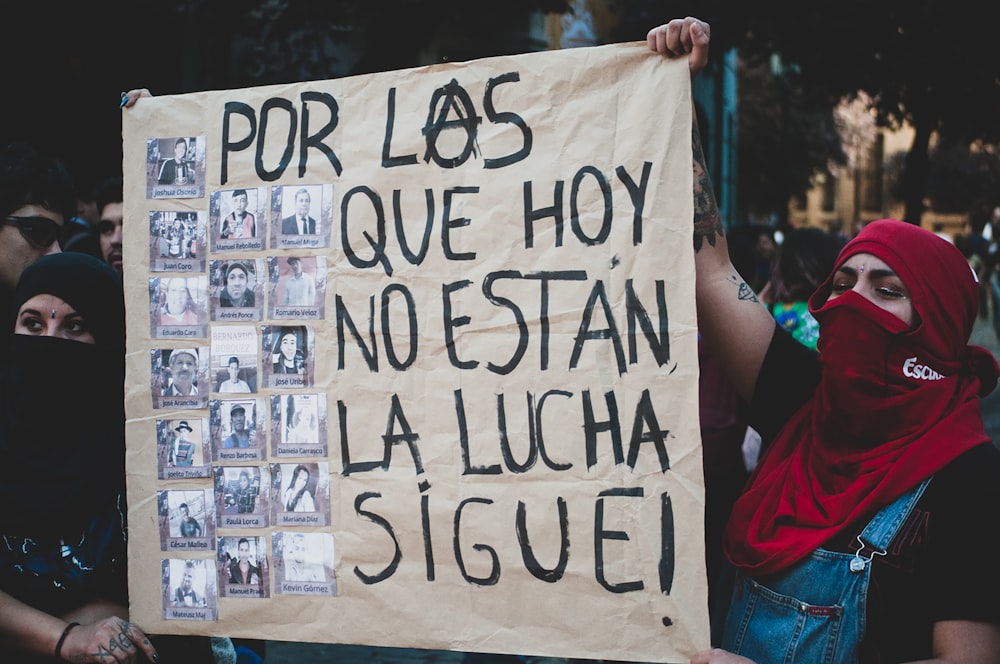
[147,144,335,620]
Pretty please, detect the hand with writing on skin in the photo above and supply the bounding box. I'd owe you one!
[646,16,711,77]
[60,616,158,663]
[690,649,756,664]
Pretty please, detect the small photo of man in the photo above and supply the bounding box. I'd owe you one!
[152,347,208,409]
[217,356,252,393]
[262,325,313,388]
[149,211,206,272]
[269,184,332,249]
[158,137,193,186]
[220,189,257,239]
[273,531,336,596]
[268,255,326,319]
[222,402,254,449]
[213,466,268,528]
[172,560,203,606]
[147,137,206,199]
[218,535,269,598]
[280,187,319,235]
[209,324,257,394]
[163,558,217,620]
[210,186,264,251]
[161,348,200,395]
[220,261,254,308]
[211,259,264,322]
[211,398,265,462]
[157,489,213,549]
[175,500,203,538]
[156,418,210,479]
[171,420,200,466]
[150,276,208,338]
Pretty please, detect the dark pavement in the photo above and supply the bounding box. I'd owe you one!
[262,316,1000,663]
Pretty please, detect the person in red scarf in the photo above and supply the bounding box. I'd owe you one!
[649,17,1000,664]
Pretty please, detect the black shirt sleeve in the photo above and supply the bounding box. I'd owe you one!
[748,321,821,444]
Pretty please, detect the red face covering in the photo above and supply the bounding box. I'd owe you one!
[724,219,999,576]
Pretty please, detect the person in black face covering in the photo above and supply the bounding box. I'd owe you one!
[0,252,159,662]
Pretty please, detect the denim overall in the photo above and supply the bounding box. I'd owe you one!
[720,478,931,664]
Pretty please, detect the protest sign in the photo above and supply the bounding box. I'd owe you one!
[123,40,706,662]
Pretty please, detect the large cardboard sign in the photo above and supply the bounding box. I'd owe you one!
[123,41,706,663]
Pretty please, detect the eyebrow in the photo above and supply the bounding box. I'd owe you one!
[835,265,899,279]
[19,308,83,320]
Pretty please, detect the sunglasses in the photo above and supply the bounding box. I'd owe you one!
[5,216,61,248]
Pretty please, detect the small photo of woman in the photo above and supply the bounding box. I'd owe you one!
[269,462,329,526]
[282,464,316,513]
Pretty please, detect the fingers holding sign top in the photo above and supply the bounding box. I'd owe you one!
[121,88,153,109]
[646,17,711,76]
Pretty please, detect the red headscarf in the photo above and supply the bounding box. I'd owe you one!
[724,219,999,576]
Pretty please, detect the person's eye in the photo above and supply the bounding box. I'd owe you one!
[876,286,907,299]
[64,319,91,335]
[830,278,853,293]
[98,220,115,235]
[20,316,44,333]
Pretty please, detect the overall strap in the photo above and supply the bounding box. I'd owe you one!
[850,477,932,573]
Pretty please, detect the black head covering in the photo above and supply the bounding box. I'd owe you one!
[0,252,125,536]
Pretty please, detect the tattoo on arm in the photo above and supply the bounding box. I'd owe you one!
[728,274,759,303]
[692,124,724,252]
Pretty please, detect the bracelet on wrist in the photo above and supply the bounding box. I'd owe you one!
[54,622,80,659]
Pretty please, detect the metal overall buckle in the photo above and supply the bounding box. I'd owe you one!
[849,535,887,573]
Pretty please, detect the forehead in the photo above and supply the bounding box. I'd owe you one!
[10,204,64,225]
[19,293,74,312]
[836,252,895,273]
[100,201,124,221]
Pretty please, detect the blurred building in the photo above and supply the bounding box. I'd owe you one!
[788,97,969,238]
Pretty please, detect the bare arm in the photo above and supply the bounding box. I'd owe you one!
[924,619,1000,664]
[648,18,775,401]
[0,590,157,662]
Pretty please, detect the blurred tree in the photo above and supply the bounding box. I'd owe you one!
[609,0,1000,226]
[607,2,843,227]
[709,1,1000,225]
[924,138,1000,229]
[736,57,844,227]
